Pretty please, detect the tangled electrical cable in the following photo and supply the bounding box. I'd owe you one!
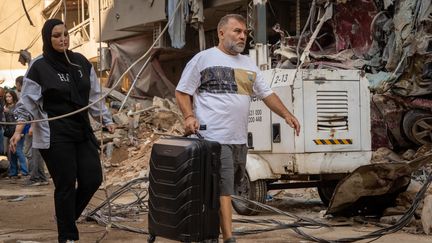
[83,167,432,242]
[83,177,150,234]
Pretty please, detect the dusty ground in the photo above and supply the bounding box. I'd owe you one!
[0,177,431,243]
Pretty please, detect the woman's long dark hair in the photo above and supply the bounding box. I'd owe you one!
[4,90,18,107]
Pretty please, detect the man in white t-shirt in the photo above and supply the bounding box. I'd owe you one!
[176,14,300,243]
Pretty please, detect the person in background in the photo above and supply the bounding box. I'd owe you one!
[17,76,31,170]
[0,87,5,155]
[175,14,300,243]
[4,90,28,178]
[23,124,49,186]
[10,19,115,243]
[14,76,47,186]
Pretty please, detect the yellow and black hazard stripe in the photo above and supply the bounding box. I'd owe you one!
[313,139,352,145]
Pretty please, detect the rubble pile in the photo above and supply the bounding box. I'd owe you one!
[95,96,184,186]
[378,145,432,234]
[329,145,432,234]
[274,0,431,150]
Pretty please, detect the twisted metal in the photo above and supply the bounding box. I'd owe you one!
[247,0,255,47]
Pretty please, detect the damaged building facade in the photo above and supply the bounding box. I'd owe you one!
[1,0,430,151]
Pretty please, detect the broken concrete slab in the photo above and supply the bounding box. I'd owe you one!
[421,194,432,234]
[112,112,130,127]
[102,87,135,109]
[371,147,405,163]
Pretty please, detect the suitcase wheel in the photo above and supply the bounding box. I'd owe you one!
[147,234,156,243]
[201,239,219,243]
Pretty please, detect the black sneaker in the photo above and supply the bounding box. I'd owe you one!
[23,180,39,186]
[224,237,236,243]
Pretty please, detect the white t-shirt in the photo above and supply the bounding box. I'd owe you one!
[176,47,273,144]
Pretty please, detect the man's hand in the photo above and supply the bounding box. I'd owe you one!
[184,116,199,136]
[263,93,301,136]
[284,114,301,136]
[9,133,22,153]
[176,91,198,136]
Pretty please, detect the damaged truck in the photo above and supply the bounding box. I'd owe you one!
[230,0,432,215]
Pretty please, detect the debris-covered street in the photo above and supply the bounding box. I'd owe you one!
[2,96,432,242]
[1,180,432,242]
[0,0,432,242]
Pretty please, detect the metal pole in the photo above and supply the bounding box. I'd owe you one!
[254,0,267,44]
[296,0,300,36]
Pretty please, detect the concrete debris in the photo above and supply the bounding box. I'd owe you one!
[112,112,130,127]
[102,87,136,109]
[421,195,432,234]
[100,96,184,186]
[402,149,416,160]
[380,215,409,225]
[371,147,404,163]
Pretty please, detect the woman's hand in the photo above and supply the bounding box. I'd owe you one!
[106,124,116,134]
[9,133,22,153]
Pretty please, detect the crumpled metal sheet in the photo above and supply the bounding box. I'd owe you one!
[327,162,411,216]
[331,0,377,56]
[327,152,432,216]
[371,93,432,149]
[392,54,432,96]
[385,0,417,72]
[383,0,395,9]
[380,0,432,96]
[107,35,176,99]
[372,94,411,148]
[370,97,393,150]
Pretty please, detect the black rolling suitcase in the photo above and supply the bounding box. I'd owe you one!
[148,136,221,242]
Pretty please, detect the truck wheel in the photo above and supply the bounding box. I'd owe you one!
[317,181,339,206]
[403,110,432,145]
[232,173,267,215]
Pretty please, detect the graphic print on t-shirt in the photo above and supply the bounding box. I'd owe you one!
[199,66,255,95]
[234,68,256,95]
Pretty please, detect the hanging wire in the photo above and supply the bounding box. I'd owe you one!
[21,0,35,26]
[0,1,61,54]
[118,53,153,112]
[95,0,112,241]
[296,0,316,67]
[0,0,41,36]
[0,0,44,54]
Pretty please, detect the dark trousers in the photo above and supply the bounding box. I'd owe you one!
[40,140,102,242]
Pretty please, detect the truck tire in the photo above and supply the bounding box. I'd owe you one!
[317,180,339,206]
[403,110,432,145]
[232,173,267,215]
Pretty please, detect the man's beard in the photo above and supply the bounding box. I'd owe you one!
[225,40,245,54]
